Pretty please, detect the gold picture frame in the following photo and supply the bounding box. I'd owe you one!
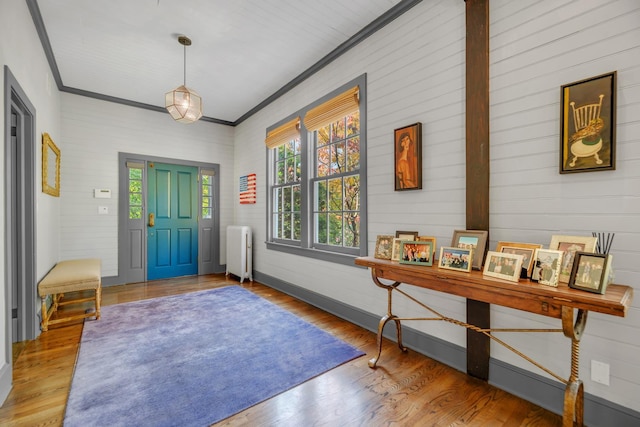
[42,133,60,197]
[374,235,394,260]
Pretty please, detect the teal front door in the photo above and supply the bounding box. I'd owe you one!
[147,162,199,280]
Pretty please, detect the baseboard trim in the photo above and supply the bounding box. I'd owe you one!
[0,362,12,406]
[254,270,640,427]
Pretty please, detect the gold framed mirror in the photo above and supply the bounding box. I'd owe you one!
[42,133,60,197]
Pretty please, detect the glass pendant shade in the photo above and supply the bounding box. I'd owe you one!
[165,35,202,124]
[165,85,203,123]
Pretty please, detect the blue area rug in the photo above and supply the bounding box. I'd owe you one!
[64,286,363,426]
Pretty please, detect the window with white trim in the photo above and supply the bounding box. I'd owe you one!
[266,76,367,265]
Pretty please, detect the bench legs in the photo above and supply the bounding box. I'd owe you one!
[40,287,102,332]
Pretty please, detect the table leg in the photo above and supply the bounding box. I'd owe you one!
[368,274,408,368]
[562,306,588,427]
[369,313,407,368]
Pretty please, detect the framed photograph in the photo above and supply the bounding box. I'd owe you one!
[438,246,473,272]
[496,241,542,278]
[418,236,437,263]
[395,230,418,241]
[483,251,524,283]
[42,133,61,197]
[391,238,403,262]
[399,241,434,266]
[549,235,598,283]
[568,252,613,294]
[451,229,488,270]
[374,235,394,260]
[560,71,616,174]
[394,122,422,191]
[531,249,564,287]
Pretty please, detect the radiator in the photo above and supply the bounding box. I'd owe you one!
[225,225,253,283]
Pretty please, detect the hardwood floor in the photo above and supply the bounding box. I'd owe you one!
[0,274,562,426]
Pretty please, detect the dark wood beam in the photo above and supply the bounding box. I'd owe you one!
[465,0,490,380]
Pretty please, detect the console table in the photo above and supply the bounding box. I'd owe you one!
[355,256,633,427]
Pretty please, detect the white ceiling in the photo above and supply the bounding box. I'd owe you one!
[34,0,408,124]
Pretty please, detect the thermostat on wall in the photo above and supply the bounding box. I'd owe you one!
[94,189,111,198]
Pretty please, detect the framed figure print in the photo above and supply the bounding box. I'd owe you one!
[394,122,422,191]
[531,249,564,287]
[483,251,524,283]
[399,241,434,266]
[560,71,616,173]
[568,252,612,294]
[374,235,394,260]
[550,235,598,283]
[438,247,473,272]
[451,230,488,270]
[496,241,542,278]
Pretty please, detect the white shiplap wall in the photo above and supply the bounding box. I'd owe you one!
[60,94,236,276]
[489,0,640,410]
[234,0,640,413]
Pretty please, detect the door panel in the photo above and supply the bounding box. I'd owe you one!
[147,162,198,280]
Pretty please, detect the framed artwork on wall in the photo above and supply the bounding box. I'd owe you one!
[42,133,60,197]
[560,71,616,174]
[394,122,422,191]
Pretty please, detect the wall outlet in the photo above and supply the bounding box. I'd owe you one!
[591,360,610,386]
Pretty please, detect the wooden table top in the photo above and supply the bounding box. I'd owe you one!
[355,257,633,319]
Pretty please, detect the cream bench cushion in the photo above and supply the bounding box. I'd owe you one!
[38,258,101,331]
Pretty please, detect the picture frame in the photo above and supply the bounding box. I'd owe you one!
[391,238,404,262]
[531,249,564,287]
[568,252,613,294]
[438,246,473,272]
[42,133,61,197]
[483,251,524,283]
[560,71,616,174]
[394,122,422,191]
[374,235,394,260]
[496,241,542,278]
[399,240,434,266]
[418,236,437,263]
[549,235,598,284]
[451,229,488,270]
[395,230,418,241]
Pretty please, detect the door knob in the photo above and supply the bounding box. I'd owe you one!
[148,212,155,227]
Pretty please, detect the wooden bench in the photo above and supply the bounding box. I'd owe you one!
[38,258,102,331]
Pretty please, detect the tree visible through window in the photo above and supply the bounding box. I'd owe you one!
[313,112,360,248]
[266,77,366,263]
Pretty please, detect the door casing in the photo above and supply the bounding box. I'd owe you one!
[117,152,222,284]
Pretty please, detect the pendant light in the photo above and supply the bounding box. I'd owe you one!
[165,35,203,123]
